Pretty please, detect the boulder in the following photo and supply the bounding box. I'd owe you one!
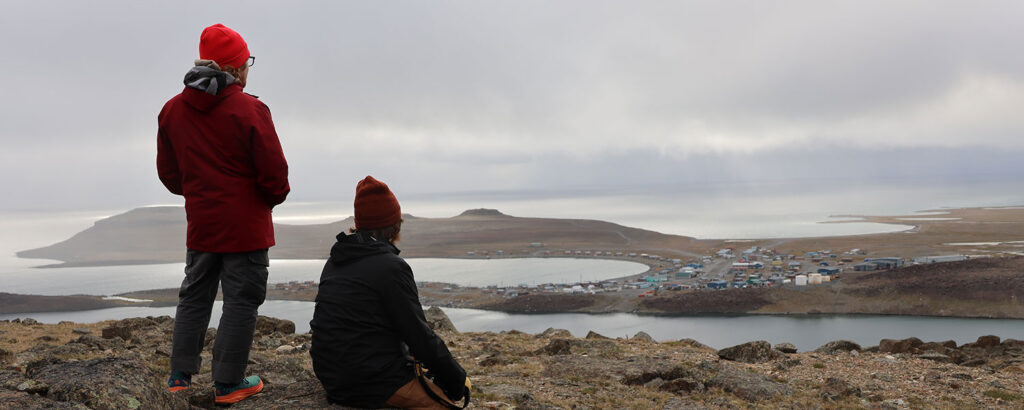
[878,337,922,354]
[718,341,781,363]
[814,340,861,355]
[69,335,125,351]
[27,357,189,409]
[632,331,655,343]
[708,366,792,402]
[71,328,91,335]
[204,328,217,347]
[585,331,610,339]
[536,328,572,338]
[423,307,457,333]
[915,352,952,363]
[247,356,313,386]
[967,335,1001,348]
[16,379,49,395]
[675,338,713,351]
[819,377,861,401]
[773,343,797,354]
[0,369,27,390]
[255,316,297,335]
[109,317,159,330]
[0,390,83,408]
[101,326,131,341]
[535,339,573,355]
[659,377,705,394]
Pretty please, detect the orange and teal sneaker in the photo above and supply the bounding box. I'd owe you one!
[167,371,191,392]
[215,375,264,405]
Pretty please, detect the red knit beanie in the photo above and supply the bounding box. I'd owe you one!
[199,23,250,69]
[354,176,402,230]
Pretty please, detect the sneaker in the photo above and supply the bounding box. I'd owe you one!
[167,371,191,392]
[215,375,264,405]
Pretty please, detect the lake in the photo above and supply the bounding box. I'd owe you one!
[4,301,1022,352]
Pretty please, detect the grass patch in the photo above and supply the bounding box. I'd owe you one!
[984,389,1023,402]
[812,363,825,369]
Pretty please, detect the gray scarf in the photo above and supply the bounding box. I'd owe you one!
[183,59,238,95]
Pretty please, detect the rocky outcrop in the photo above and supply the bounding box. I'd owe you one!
[819,377,861,401]
[632,331,655,343]
[773,342,797,354]
[28,357,189,409]
[254,315,296,335]
[815,340,862,354]
[3,318,1024,408]
[424,306,457,333]
[717,341,781,363]
[536,327,572,338]
[707,365,792,402]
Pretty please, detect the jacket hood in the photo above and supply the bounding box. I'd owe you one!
[181,66,240,112]
[329,231,401,266]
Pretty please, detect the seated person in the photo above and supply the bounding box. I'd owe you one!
[311,176,468,409]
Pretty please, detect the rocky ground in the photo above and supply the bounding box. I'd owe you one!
[1,310,1023,409]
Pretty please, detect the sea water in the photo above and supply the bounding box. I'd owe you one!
[3,301,1022,352]
[0,258,648,296]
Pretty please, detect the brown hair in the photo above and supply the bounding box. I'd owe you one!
[350,219,403,243]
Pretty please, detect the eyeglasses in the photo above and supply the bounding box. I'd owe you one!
[247,56,255,67]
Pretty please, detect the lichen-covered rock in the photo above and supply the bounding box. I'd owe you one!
[423,307,457,333]
[718,341,781,363]
[0,389,85,409]
[819,377,861,400]
[536,338,573,355]
[659,377,705,394]
[27,357,189,409]
[915,352,952,363]
[247,356,313,386]
[536,328,572,338]
[879,337,923,354]
[0,370,27,390]
[815,340,862,354]
[632,331,655,343]
[16,379,49,395]
[203,328,217,347]
[675,338,713,351]
[101,326,131,341]
[708,366,792,402]
[773,342,797,354]
[966,335,1001,348]
[255,316,297,335]
[585,330,610,339]
[69,334,125,351]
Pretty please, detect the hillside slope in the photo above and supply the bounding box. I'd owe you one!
[17,206,709,267]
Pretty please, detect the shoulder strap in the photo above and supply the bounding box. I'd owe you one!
[415,362,469,410]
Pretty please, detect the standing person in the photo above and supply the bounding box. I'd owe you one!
[157,23,289,405]
[311,176,469,409]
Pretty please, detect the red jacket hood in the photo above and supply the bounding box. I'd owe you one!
[182,84,242,113]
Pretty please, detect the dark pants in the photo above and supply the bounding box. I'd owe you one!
[171,249,269,385]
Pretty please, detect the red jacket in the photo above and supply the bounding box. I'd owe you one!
[157,83,290,253]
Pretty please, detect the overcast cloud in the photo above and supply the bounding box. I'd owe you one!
[1,1,1023,210]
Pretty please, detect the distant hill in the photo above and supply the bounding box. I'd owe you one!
[17,206,710,267]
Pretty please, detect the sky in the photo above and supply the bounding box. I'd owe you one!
[2,1,1024,211]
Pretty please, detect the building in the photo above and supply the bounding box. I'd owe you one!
[912,255,967,264]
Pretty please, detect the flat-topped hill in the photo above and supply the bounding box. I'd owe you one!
[17,206,708,267]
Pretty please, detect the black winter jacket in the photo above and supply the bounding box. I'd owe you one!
[310,231,466,407]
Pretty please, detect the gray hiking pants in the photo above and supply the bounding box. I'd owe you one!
[170,249,269,385]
